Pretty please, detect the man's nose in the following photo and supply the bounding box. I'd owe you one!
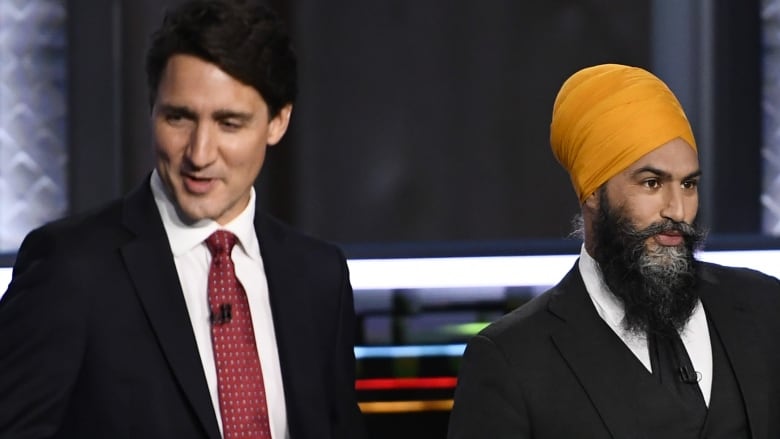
[186,123,217,168]
[660,186,686,223]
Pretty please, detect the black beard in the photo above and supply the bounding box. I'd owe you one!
[591,191,707,337]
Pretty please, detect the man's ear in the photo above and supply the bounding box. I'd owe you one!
[583,190,599,212]
[267,104,293,146]
[581,189,601,255]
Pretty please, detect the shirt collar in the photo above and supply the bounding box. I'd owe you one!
[150,170,259,258]
[578,244,629,332]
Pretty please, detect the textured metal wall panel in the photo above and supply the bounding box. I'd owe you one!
[764,1,780,235]
[0,0,67,251]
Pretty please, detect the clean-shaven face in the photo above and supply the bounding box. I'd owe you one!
[152,54,291,225]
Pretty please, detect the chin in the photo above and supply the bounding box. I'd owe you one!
[174,207,207,224]
[171,195,214,223]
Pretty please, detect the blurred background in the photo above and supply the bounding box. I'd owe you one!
[2,0,780,437]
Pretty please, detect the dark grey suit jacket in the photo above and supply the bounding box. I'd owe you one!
[448,262,780,439]
[0,180,365,438]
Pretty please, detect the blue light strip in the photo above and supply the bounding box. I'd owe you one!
[354,344,467,359]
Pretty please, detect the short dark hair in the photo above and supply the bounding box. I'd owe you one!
[145,0,297,117]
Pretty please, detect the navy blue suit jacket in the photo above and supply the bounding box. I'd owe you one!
[0,180,365,438]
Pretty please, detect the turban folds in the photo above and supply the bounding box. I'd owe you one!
[549,64,697,204]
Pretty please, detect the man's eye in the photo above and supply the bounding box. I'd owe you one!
[165,114,186,124]
[643,179,660,189]
[682,180,698,190]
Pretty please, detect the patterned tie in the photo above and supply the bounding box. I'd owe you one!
[206,230,271,438]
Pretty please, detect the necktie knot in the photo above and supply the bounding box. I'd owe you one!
[206,230,238,258]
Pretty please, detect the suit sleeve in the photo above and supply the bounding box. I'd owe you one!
[0,227,88,437]
[329,249,367,439]
[448,334,531,439]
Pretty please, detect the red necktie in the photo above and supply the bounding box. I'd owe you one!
[206,230,271,438]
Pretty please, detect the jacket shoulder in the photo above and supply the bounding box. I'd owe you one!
[699,260,780,305]
[15,199,127,261]
[478,287,558,345]
[475,265,583,353]
[256,212,346,258]
[699,260,779,284]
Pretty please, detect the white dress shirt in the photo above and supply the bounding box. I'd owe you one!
[151,171,289,438]
[578,246,713,405]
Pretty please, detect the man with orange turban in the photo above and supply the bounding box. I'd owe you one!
[448,64,780,438]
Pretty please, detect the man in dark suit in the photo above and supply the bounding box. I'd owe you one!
[0,1,365,438]
[448,64,780,438]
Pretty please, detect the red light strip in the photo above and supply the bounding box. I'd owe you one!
[355,377,458,390]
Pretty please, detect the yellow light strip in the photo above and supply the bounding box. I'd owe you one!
[359,399,454,413]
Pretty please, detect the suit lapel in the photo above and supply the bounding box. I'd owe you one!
[119,182,221,439]
[253,213,310,437]
[548,265,648,439]
[698,266,768,439]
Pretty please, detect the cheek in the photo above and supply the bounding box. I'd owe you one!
[684,197,699,223]
[621,198,661,230]
[223,138,268,170]
[153,128,185,162]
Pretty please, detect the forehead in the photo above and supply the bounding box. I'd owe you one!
[156,54,264,109]
[619,137,699,177]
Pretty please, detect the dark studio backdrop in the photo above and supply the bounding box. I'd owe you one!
[69,0,765,249]
[60,0,768,438]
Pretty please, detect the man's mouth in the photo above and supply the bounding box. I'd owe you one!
[182,174,217,195]
[653,230,684,246]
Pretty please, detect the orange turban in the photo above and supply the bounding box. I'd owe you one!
[550,64,697,204]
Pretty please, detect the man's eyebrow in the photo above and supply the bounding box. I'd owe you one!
[684,170,703,180]
[631,166,670,179]
[631,166,702,180]
[213,109,253,121]
[156,104,197,119]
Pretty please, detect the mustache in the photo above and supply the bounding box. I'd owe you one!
[623,219,702,243]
